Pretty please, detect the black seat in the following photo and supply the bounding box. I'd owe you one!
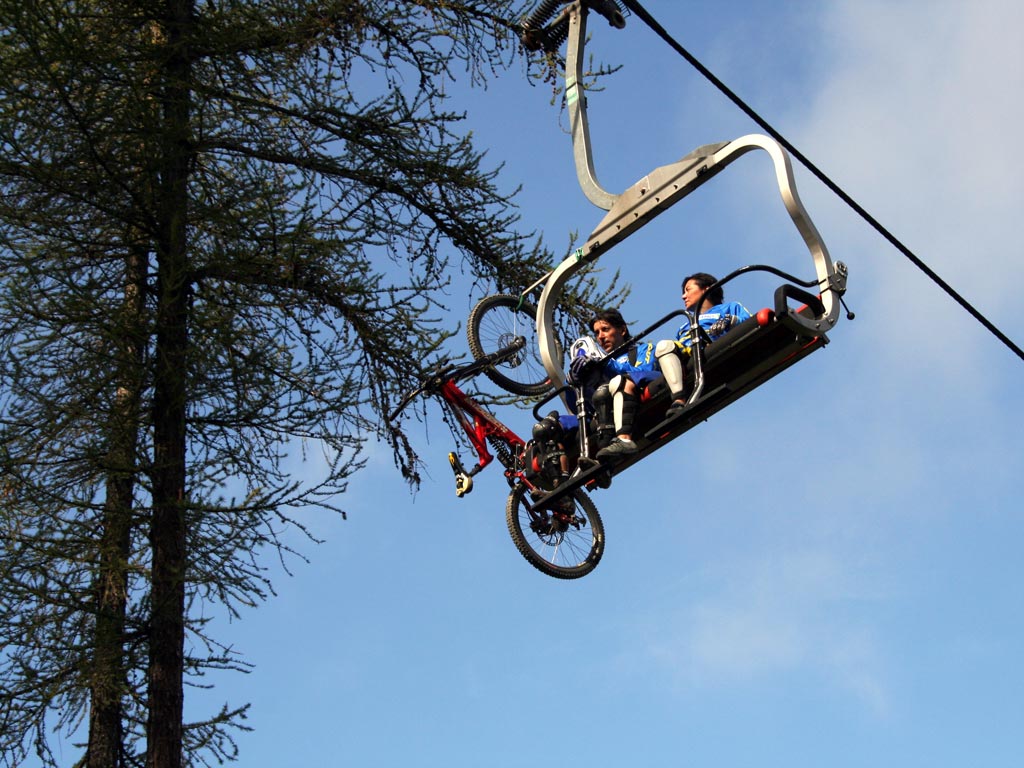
[532,285,831,511]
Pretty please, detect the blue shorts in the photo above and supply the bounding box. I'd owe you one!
[631,370,662,388]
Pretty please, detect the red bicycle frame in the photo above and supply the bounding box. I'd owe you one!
[440,378,526,478]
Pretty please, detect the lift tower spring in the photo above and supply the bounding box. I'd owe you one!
[520,0,626,53]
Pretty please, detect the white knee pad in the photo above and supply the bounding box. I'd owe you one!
[655,340,686,399]
[606,375,637,433]
[607,374,630,396]
[655,339,678,358]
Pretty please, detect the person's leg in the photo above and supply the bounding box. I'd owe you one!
[656,339,689,415]
[596,375,638,458]
[591,384,615,440]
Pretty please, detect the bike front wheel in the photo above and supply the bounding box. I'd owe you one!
[467,294,552,396]
[505,482,604,579]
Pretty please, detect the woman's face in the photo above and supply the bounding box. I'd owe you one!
[682,279,707,310]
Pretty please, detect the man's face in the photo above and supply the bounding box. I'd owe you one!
[682,279,706,310]
[592,319,628,352]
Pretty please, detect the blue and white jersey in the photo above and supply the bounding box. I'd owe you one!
[603,341,661,387]
[674,301,752,348]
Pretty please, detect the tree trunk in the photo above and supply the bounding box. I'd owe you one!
[89,471,133,768]
[88,243,147,768]
[147,2,193,765]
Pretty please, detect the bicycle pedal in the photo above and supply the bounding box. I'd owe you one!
[454,473,473,497]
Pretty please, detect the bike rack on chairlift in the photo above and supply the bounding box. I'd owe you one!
[519,1,850,508]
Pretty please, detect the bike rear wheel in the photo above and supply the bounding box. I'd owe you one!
[467,294,552,396]
[505,482,604,579]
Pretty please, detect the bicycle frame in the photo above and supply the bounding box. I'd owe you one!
[439,377,526,480]
[392,338,550,497]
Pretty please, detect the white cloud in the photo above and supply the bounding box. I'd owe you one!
[642,547,892,715]
[805,1,1024,372]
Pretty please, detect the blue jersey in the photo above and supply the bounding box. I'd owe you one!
[603,341,660,387]
[565,339,658,415]
[675,301,752,348]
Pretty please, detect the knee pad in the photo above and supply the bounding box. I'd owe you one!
[655,340,687,400]
[607,374,631,396]
[655,339,680,359]
[591,384,613,431]
[531,412,563,444]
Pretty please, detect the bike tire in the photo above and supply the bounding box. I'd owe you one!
[467,294,552,396]
[505,482,604,579]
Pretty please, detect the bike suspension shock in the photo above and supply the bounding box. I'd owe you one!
[487,436,516,471]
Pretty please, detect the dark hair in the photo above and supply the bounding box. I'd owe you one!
[589,308,630,339]
[682,272,724,307]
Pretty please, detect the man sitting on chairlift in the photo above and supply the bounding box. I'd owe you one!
[535,309,657,474]
[579,308,660,460]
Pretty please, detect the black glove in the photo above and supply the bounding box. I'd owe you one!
[708,315,734,338]
[568,355,595,385]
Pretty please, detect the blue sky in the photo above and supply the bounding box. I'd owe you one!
[42,2,1024,766]
[197,2,1023,766]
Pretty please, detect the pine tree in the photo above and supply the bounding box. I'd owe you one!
[0,1,622,766]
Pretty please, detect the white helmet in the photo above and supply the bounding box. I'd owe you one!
[568,335,603,363]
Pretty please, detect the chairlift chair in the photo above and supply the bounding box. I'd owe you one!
[516,1,850,508]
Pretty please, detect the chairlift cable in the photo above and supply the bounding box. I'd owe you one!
[618,0,1024,362]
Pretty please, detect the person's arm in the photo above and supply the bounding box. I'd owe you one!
[675,318,695,348]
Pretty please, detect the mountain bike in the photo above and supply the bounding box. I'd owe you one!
[390,336,604,579]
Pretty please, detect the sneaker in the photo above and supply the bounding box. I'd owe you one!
[664,399,687,419]
[596,437,638,460]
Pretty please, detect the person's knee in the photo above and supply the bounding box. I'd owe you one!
[532,412,563,443]
[655,340,687,398]
[607,375,632,396]
[655,339,678,359]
